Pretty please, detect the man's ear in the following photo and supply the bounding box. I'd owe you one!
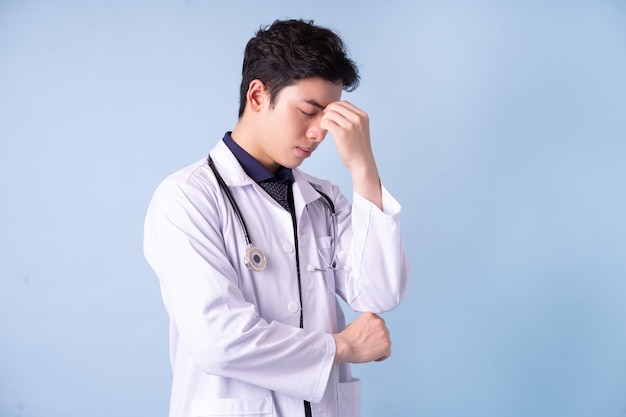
[246,79,269,113]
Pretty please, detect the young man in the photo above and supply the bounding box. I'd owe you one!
[144,19,410,417]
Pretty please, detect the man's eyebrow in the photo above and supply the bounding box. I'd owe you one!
[302,99,325,110]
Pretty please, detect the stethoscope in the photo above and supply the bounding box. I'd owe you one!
[208,156,340,273]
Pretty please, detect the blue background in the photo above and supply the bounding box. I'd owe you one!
[1,1,625,416]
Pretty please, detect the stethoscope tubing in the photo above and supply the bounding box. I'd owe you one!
[208,156,253,246]
[208,155,338,273]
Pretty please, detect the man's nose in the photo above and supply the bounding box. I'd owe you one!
[307,122,327,143]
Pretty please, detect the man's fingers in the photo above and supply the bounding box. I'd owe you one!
[322,100,366,130]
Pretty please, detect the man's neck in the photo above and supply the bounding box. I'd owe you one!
[230,119,280,174]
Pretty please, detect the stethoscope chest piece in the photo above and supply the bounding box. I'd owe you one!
[245,244,267,272]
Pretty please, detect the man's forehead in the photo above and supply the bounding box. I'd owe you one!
[297,88,343,108]
[275,77,343,107]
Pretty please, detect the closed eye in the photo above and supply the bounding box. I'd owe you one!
[299,98,325,117]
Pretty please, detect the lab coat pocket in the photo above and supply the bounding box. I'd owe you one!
[315,236,336,291]
[316,235,333,263]
[316,236,335,272]
[191,397,273,416]
[337,378,361,417]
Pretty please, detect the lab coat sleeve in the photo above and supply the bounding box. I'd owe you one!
[334,183,410,313]
[144,178,335,403]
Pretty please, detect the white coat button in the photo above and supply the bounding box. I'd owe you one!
[287,301,300,313]
[282,242,294,253]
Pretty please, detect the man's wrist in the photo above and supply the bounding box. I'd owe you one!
[332,334,349,364]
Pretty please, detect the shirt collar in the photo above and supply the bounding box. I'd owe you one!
[222,132,293,183]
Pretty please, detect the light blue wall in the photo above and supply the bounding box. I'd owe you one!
[1,1,625,416]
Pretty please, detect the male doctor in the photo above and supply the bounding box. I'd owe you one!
[144,19,410,417]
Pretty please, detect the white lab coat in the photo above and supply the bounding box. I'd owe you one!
[144,140,410,417]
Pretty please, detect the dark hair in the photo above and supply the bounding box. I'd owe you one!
[238,19,360,117]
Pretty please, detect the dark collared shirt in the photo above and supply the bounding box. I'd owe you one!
[222,132,293,184]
